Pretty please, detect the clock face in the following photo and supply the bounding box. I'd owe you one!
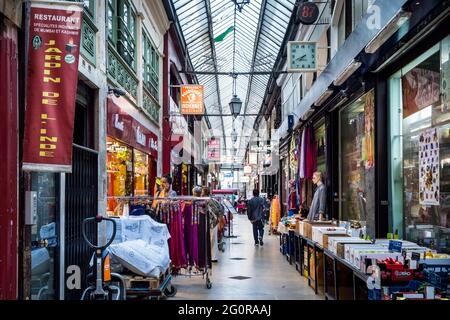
[289,42,317,71]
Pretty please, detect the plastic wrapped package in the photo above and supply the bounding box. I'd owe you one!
[109,239,170,277]
[107,215,171,277]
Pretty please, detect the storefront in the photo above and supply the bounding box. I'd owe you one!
[389,34,450,253]
[106,99,158,215]
[339,90,375,232]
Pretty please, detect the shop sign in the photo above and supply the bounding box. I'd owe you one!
[135,126,146,146]
[207,139,220,161]
[107,99,158,159]
[181,85,204,115]
[22,1,83,172]
[297,2,319,25]
[114,114,124,131]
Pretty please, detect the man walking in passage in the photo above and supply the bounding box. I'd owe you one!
[247,189,265,246]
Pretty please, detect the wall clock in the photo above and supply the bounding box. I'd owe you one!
[287,41,317,72]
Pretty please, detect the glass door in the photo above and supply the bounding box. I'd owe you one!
[30,172,59,300]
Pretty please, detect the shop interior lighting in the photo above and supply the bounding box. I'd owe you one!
[314,89,334,107]
[333,60,362,86]
[365,8,412,54]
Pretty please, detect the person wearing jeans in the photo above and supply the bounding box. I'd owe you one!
[247,189,265,246]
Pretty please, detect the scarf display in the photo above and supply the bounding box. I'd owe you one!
[155,200,211,274]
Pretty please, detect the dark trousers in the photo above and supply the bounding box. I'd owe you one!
[252,220,264,242]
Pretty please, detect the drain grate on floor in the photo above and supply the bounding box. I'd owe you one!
[229,257,247,260]
[230,242,244,245]
[229,276,252,280]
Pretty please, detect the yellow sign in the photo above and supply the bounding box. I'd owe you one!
[181,85,204,114]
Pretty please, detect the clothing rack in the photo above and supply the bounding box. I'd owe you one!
[108,195,213,289]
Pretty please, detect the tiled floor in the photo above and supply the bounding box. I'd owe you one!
[171,214,322,300]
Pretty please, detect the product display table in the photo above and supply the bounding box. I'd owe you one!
[288,233,369,300]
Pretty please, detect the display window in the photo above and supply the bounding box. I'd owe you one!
[339,90,375,224]
[134,149,149,196]
[389,35,450,253]
[107,137,133,213]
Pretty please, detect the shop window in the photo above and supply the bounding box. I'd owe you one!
[339,90,375,223]
[107,0,136,69]
[106,138,133,213]
[389,35,450,253]
[134,149,149,196]
[142,30,159,100]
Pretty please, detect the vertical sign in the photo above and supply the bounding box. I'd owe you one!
[207,139,220,161]
[22,1,83,172]
[180,84,204,114]
[419,128,439,205]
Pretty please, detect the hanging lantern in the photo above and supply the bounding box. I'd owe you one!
[229,95,242,118]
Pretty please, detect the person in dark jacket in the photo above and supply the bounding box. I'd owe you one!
[247,189,265,246]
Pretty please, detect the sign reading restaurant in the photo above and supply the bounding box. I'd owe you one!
[22,1,84,172]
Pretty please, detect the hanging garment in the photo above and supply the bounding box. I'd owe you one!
[169,203,187,273]
[197,203,211,270]
[270,196,281,230]
[182,202,197,267]
[305,125,317,179]
[299,128,306,179]
[211,224,219,261]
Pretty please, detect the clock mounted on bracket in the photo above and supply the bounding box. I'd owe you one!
[287,41,317,73]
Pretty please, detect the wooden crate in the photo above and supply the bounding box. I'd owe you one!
[123,275,159,290]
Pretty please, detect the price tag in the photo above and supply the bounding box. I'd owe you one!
[411,252,421,261]
[389,240,402,253]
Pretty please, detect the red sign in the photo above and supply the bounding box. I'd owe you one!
[22,1,83,172]
[107,99,158,158]
[298,2,319,25]
[208,139,220,161]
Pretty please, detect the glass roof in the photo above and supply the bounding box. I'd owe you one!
[172,0,296,163]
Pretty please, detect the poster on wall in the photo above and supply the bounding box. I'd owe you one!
[419,128,440,206]
[22,1,83,172]
[207,139,220,161]
[402,67,440,119]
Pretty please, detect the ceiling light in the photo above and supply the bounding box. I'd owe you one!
[314,89,334,107]
[229,95,242,118]
[365,9,411,54]
[333,60,362,86]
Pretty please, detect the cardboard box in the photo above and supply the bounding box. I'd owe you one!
[327,237,360,253]
[323,234,350,249]
[346,244,386,264]
[311,227,347,247]
[336,240,372,258]
[303,221,335,240]
[296,220,305,235]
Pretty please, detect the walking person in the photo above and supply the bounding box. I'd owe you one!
[247,189,265,246]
